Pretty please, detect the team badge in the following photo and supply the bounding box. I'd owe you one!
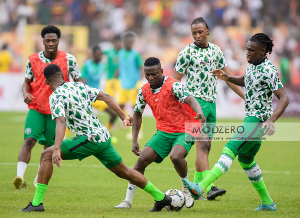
[25,128,31,135]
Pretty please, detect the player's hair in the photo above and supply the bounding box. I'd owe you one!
[191,17,209,30]
[250,33,274,54]
[92,45,101,53]
[41,25,61,39]
[144,57,161,67]
[121,31,137,41]
[44,64,62,79]
[114,34,121,41]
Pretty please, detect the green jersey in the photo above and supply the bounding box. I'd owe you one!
[244,58,283,121]
[49,82,110,143]
[175,42,227,103]
[103,48,118,80]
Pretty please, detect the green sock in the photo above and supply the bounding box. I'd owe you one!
[202,170,214,192]
[199,166,223,192]
[193,170,202,184]
[252,179,273,205]
[32,183,48,206]
[143,181,165,201]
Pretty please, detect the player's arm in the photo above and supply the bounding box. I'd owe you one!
[23,58,34,104]
[52,116,66,168]
[184,96,206,124]
[211,69,245,86]
[173,71,184,81]
[262,88,289,136]
[67,53,81,82]
[95,91,131,125]
[221,66,245,99]
[132,111,143,156]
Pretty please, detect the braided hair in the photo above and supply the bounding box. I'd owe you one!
[250,33,274,54]
[191,17,209,30]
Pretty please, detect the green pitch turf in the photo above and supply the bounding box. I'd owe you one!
[0,112,299,218]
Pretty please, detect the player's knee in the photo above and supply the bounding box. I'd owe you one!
[197,141,211,152]
[40,148,52,162]
[170,152,183,166]
[133,156,150,171]
[23,137,36,148]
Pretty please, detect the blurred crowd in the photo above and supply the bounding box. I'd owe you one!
[0,0,299,86]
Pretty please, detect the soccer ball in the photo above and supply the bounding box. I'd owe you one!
[165,189,185,211]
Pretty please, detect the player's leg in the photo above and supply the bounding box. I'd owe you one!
[170,133,195,207]
[109,161,171,212]
[115,133,164,208]
[193,99,225,199]
[115,131,171,208]
[20,136,83,212]
[34,114,56,187]
[14,109,45,189]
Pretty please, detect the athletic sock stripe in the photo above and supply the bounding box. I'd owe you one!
[69,139,89,152]
[238,121,263,151]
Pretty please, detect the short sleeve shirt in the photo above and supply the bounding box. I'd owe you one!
[175,42,227,103]
[25,51,81,81]
[134,76,192,114]
[49,82,111,143]
[244,58,283,121]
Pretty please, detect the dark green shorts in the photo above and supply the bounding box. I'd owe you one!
[61,136,122,168]
[195,97,216,138]
[145,130,194,163]
[24,109,56,146]
[225,116,265,163]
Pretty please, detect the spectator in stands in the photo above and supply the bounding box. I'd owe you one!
[0,44,12,73]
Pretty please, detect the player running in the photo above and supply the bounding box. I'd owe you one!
[19,64,172,212]
[183,33,289,211]
[13,25,81,189]
[173,17,244,200]
[81,45,117,131]
[115,57,205,209]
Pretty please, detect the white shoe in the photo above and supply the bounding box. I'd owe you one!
[34,177,37,187]
[199,196,207,200]
[182,188,194,208]
[13,176,24,189]
[114,200,132,209]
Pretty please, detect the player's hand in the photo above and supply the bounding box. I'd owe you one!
[123,115,133,126]
[23,93,34,104]
[132,142,141,156]
[262,121,275,136]
[52,148,63,168]
[194,113,206,125]
[210,69,229,81]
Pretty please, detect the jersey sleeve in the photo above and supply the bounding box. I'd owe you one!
[134,87,147,114]
[85,85,101,102]
[81,63,88,79]
[267,70,283,93]
[217,48,227,69]
[174,47,190,74]
[67,53,81,80]
[172,81,192,103]
[24,58,34,80]
[50,95,65,121]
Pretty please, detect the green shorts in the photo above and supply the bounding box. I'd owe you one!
[225,116,265,163]
[61,136,122,169]
[24,109,56,146]
[195,97,216,138]
[145,130,194,163]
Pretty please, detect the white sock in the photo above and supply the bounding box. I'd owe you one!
[34,165,40,181]
[125,183,137,204]
[180,173,189,191]
[17,162,28,179]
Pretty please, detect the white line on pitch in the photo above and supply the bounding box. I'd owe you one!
[1,162,299,175]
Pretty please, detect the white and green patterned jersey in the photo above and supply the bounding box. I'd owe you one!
[175,42,227,103]
[25,51,81,80]
[49,82,111,143]
[244,58,283,121]
[134,76,192,114]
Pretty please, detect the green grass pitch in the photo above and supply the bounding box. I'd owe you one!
[0,112,299,217]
